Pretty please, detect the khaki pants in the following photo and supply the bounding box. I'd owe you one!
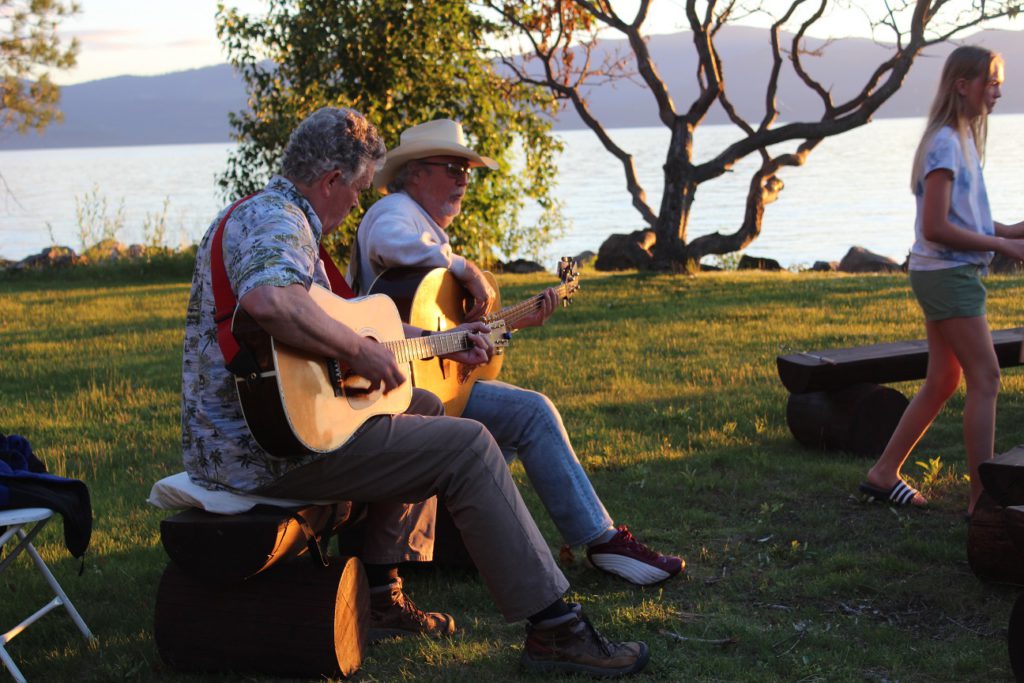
[257,389,569,622]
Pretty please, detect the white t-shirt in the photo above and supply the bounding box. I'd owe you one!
[908,126,994,271]
[348,192,468,294]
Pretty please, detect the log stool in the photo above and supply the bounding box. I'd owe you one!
[967,448,1024,586]
[953,446,1024,680]
[153,502,369,679]
[966,495,1024,586]
[1009,593,1024,681]
[155,556,366,679]
[336,502,476,572]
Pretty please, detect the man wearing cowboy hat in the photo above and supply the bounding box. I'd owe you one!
[184,108,653,677]
[350,119,685,589]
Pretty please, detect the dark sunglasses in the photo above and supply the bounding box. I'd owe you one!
[418,160,472,179]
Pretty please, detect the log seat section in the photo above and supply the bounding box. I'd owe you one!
[159,501,358,582]
[155,501,369,679]
[777,328,1024,455]
[968,448,1024,586]
[777,327,1024,395]
[155,556,368,679]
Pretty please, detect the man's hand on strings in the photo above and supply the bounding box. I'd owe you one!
[513,287,557,330]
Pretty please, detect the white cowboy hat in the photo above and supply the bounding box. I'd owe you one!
[373,119,498,192]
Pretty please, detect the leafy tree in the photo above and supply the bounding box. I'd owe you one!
[485,0,1023,271]
[216,0,564,267]
[1,0,79,134]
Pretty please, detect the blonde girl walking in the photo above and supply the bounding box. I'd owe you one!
[859,45,1024,517]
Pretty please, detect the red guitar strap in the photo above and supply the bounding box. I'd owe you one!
[211,193,355,375]
[211,194,258,376]
[318,244,356,299]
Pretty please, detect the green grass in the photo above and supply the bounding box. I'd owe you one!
[2,267,1023,682]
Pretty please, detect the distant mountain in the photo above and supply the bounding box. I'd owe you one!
[1,26,1021,150]
[0,64,246,150]
[547,26,1024,128]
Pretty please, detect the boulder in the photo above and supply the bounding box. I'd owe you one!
[81,238,127,264]
[838,246,902,274]
[16,245,78,269]
[594,230,656,271]
[737,254,782,271]
[811,260,838,272]
[496,259,545,274]
[573,251,596,268]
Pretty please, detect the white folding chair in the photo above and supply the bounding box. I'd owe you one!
[0,508,94,683]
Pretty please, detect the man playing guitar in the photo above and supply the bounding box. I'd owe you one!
[183,107,650,677]
[350,118,684,587]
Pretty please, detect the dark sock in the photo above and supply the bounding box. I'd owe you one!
[364,563,399,589]
[528,598,572,624]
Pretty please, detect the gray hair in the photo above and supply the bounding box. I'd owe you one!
[385,161,417,194]
[280,107,386,185]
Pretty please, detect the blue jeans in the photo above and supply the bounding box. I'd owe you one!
[461,380,613,546]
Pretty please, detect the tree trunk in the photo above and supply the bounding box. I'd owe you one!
[652,121,696,271]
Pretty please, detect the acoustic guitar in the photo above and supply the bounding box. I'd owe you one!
[231,283,510,458]
[368,257,580,416]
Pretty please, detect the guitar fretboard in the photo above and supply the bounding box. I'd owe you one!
[483,281,574,328]
[383,331,470,363]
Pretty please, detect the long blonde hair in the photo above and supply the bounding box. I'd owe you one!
[910,45,1003,192]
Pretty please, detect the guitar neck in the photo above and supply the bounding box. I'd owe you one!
[383,330,472,363]
[484,281,572,327]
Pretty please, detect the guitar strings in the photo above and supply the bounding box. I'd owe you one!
[484,281,573,327]
[383,330,472,363]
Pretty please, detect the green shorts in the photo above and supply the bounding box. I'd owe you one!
[909,264,986,321]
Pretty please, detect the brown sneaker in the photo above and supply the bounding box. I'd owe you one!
[521,603,649,677]
[368,578,456,642]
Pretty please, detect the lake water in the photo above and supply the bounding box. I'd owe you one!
[3,115,1024,269]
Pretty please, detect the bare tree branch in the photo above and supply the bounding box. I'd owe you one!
[485,0,1023,271]
[788,1,834,116]
[686,0,722,123]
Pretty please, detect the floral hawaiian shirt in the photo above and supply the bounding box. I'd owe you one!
[181,175,335,491]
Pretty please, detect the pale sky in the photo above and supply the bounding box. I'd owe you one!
[56,0,265,84]
[55,1,1020,86]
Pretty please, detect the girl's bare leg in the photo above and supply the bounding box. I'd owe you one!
[932,315,1000,516]
[864,319,962,506]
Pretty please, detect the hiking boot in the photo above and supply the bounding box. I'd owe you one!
[521,603,649,677]
[368,578,455,641]
[587,525,685,586]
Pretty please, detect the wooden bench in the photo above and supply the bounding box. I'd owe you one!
[154,502,369,679]
[777,328,1024,455]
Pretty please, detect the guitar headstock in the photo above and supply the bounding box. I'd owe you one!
[556,257,581,306]
[487,318,512,355]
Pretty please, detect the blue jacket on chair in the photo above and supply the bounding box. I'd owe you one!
[0,433,92,559]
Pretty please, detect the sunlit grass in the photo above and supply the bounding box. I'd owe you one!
[1,267,1023,681]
